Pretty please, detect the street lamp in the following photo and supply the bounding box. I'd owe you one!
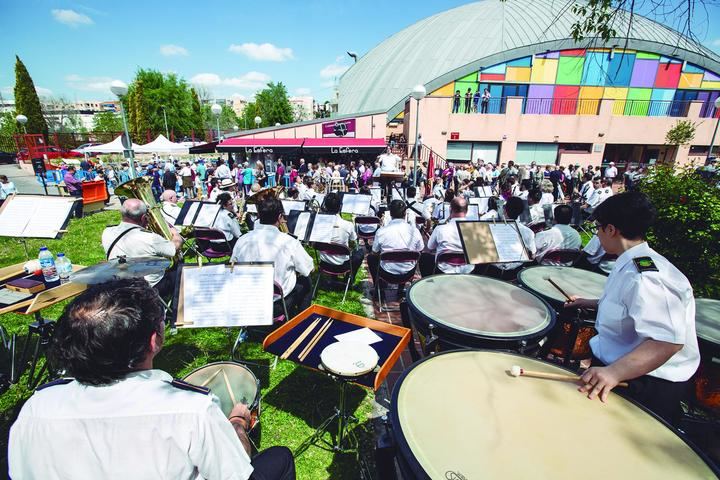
[410,84,427,186]
[211,103,222,141]
[15,114,27,134]
[110,80,137,179]
[161,105,169,138]
[254,116,262,128]
[707,97,720,162]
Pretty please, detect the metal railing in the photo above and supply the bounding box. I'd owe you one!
[450,97,507,114]
[523,98,600,115]
[612,100,692,117]
[386,141,447,172]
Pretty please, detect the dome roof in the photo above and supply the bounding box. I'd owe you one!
[338,0,720,117]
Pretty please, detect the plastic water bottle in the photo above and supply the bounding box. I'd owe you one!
[38,247,59,282]
[56,253,72,284]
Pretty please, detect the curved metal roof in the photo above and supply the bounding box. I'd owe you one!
[338,0,720,118]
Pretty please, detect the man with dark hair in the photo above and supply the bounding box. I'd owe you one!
[534,204,582,261]
[231,196,314,316]
[9,279,295,480]
[420,196,474,276]
[583,177,613,215]
[565,192,699,425]
[526,188,544,224]
[318,192,364,285]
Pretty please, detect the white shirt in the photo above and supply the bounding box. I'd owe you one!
[319,214,357,265]
[540,192,555,206]
[586,187,613,210]
[215,164,231,179]
[161,202,181,225]
[212,209,242,241]
[591,242,700,381]
[372,218,424,274]
[0,181,17,199]
[427,218,473,274]
[432,202,451,222]
[534,224,582,261]
[604,166,618,179]
[583,234,606,264]
[230,223,314,295]
[102,222,176,286]
[9,370,253,480]
[580,181,595,201]
[179,166,192,177]
[495,222,536,270]
[479,209,499,221]
[299,187,316,202]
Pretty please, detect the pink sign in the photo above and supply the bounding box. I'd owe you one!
[322,118,356,138]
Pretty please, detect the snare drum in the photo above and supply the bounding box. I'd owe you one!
[390,350,719,479]
[183,361,261,429]
[405,274,555,353]
[694,298,720,413]
[320,341,379,378]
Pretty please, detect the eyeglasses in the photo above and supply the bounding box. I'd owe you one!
[588,222,604,235]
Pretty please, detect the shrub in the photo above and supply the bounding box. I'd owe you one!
[639,164,720,297]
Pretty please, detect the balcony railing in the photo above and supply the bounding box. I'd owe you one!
[523,98,600,115]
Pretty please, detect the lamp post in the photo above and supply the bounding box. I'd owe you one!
[254,116,262,129]
[15,114,27,134]
[707,97,720,163]
[410,84,427,186]
[161,105,169,138]
[110,80,136,179]
[211,103,222,141]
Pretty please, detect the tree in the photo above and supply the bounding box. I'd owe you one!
[241,101,260,129]
[14,55,48,135]
[0,111,19,137]
[202,103,239,133]
[665,120,697,146]
[251,82,294,127]
[190,88,205,135]
[93,111,123,133]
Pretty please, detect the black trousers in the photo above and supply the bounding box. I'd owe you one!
[366,253,414,286]
[250,446,295,480]
[281,275,312,318]
[591,355,690,427]
[70,191,83,218]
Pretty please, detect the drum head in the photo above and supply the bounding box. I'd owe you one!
[320,341,379,377]
[696,298,720,345]
[518,266,606,304]
[391,350,718,479]
[406,275,553,339]
[183,361,259,417]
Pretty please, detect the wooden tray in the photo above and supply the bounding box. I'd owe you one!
[0,265,86,315]
[264,304,411,391]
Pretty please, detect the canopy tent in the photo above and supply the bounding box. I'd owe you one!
[301,138,387,156]
[217,138,304,155]
[81,136,141,153]
[134,135,190,154]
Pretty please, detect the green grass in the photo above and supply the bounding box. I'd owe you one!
[0,210,376,479]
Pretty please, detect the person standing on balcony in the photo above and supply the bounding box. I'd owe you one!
[472,90,481,113]
[464,88,473,113]
[452,90,461,113]
[481,88,491,113]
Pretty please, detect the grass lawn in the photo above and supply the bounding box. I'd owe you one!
[0,210,376,479]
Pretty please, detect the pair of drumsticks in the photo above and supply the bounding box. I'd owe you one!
[510,365,628,387]
[280,317,333,362]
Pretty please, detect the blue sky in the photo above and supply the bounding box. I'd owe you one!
[2,0,720,103]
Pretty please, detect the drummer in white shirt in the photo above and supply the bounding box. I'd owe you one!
[367,200,424,287]
[420,196,474,276]
[534,204,581,261]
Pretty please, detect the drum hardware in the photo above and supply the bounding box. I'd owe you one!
[374,415,397,480]
[15,312,56,388]
[424,323,439,355]
[509,365,628,387]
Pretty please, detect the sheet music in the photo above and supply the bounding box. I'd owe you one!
[369,187,381,204]
[309,214,337,242]
[475,186,494,197]
[489,223,528,262]
[469,197,489,214]
[466,204,480,220]
[0,198,32,236]
[194,203,221,228]
[341,194,371,215]
[282,200,306,215]
[180,202,200,226]
[0,195,74,238]
[334,327,382,345]
[391,188,405,201]
[183,264,273,327]
[293,211,312,240]
[312,193,325,208]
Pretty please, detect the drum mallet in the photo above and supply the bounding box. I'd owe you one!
[510,365,628,387]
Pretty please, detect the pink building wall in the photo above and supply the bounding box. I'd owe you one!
[231,113,387,140]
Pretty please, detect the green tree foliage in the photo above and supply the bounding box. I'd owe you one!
[241,102,260,129]
[254,82,294,127]
[0,111,19,136]
[202,104,239,135]
[665,120,697,146]
[639,165,720,297]
[13,55,48,135]
[190,88,205,134]
[92,111,124,133]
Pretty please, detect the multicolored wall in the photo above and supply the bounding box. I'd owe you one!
[434,48,720,117]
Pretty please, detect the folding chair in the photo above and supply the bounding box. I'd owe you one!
[375,250,420,312]
[355,216,381,247]
[311,242,353,304]
[433,251,468,274]
[528,222,547,234]
[538,249,581,266]
[194,227,232,261]
[273,282,290,323]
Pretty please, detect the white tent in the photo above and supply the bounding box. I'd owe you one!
[82,136,141,153]
[135,134,189,154]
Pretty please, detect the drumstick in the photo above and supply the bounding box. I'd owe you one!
[545,277,572,301]
[299,318,332,362]
[222,369,237,405]
[510,365,628,387]
[280,318,320,360]
[199,368,223,387]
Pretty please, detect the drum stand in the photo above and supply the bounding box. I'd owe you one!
[296,376,359,456]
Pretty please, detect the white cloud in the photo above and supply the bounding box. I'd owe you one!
[320,80,336,88]
[160,44,188,56]
[294,87,311,95]
[320,62,349,79]
[65,74,114,92]
[190,71,271,91]
[228,43,293,62]
[1,85,53,97]
[51,9,93,27]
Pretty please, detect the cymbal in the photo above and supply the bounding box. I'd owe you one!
[71,256,171,285]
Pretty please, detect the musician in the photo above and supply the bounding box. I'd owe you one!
[485,197,536,277]
[526,189,544,224]
[298,177,316,201]
[212,192,243,251]
[231,196,314,316]
[534,204,581,261]
[479,196,500,221]
[102,199,182,298]
[319,193,364,285]
[565,192,699,425]
[9,279,295,479]
[432,189,455,223]
[160,189,181,225]
[367,200,424,287]
[420,196,474,276]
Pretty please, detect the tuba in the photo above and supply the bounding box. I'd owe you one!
[245,186,289,233]
[115,177,183,261]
